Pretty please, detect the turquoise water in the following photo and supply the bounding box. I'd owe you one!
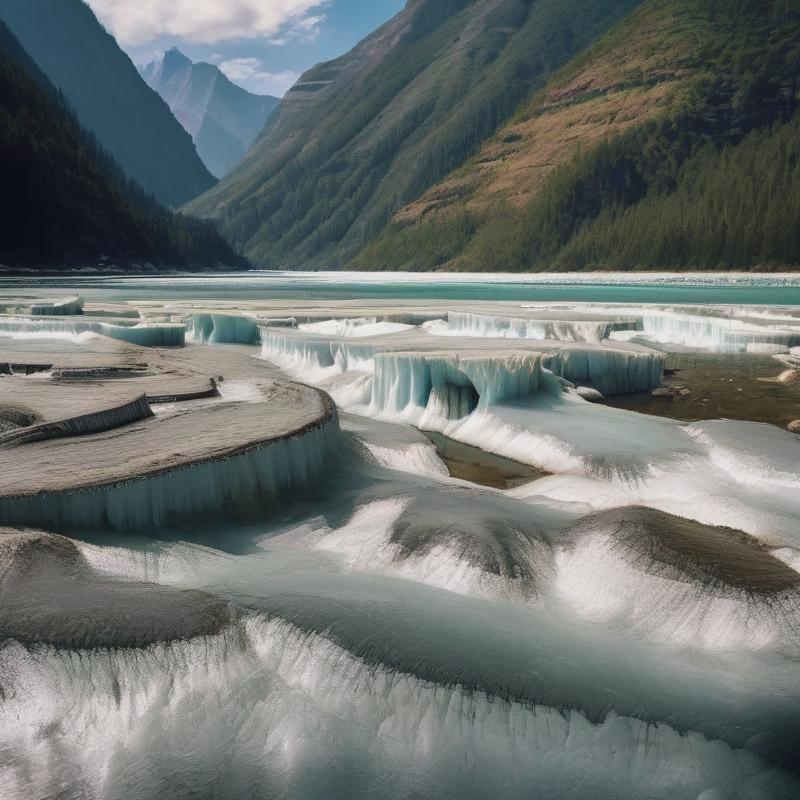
[2,272,800,305]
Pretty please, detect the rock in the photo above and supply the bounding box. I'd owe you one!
[788,420,800,434]
[576,386,604,403]
[651,388,671,398]
[678,388,691,397]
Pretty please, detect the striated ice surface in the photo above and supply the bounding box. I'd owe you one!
[0,420,340,529]
[441,310,637,343]
[29,295,84,316]
[598,305,800,352]
[187,313,261,345]
[2,612,799,800]
[0,316,186,347]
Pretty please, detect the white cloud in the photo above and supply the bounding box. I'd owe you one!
[268,14,326,45]
[86,0,328,46]
[219,58,300,96]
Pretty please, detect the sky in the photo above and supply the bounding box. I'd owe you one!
[85,0,404,97]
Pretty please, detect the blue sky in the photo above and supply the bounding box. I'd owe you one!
[86,0,404,96]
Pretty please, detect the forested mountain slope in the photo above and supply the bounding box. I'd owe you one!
[0,0,215,207]
[142,49,279,179]
[356,0,800,271]
[0,21,245,271]
[187,0,642,267]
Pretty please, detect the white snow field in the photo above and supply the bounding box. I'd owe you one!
[0,281,799,800]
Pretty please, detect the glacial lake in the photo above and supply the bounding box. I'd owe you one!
[3,271,800,305]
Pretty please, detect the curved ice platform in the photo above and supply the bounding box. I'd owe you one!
[0,393,153,446]
[0,315,186,347]
[261,328,666,401]
[0,381,338,529]
[444,310,639,342]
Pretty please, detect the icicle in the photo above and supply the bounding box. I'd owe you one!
[445,311,637,343]
[0,419,341,530]
[186,314,261,345]
[0,317,186,347]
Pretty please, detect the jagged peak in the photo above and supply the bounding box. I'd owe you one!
[164,46,191,65]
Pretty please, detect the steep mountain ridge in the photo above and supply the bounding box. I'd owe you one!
[0,0,215,207]
[354,0,800,271]
[142,49,279,179]
[187,0,642,267]
[0,21,244,271]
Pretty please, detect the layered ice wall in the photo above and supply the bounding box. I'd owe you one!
[0,317,186,347]
[543,347,665,395]
[261,330,377,381]
[370,352,557,420]
[444,311,637,343]
[261,330,665,400]
[30,296,84,316]
[601,306,800,352]
[187,314,261,345]
[0,420,340,529]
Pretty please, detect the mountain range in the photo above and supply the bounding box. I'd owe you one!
[142,49,279,179]
[187,0,800,272]
[0,19,244,271]
[0,0,215,208]
[0,0,797,273]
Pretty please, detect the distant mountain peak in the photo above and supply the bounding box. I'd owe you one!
[0,0,215,207]
[143,50,279,178]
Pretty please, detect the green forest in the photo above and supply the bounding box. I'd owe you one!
[195,0,640,267]
[354,0,800,272]
[0,21,244,270]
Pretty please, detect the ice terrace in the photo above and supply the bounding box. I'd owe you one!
[1,289,799,800]
[0,315,186,347]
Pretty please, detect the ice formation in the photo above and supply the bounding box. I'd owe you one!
[186,313,261,345]
[598,305,800,352]
[0,394,152,446]
[261,329,665,407]
[2,281,800,800]
[3,612,799,800]
[443,310,637,342]
[0,420,340,529]
[0,316,186,347]
[29,295,84,316]
[299,316,414,337]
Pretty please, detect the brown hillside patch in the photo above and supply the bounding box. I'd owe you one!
[395,1,703,224]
